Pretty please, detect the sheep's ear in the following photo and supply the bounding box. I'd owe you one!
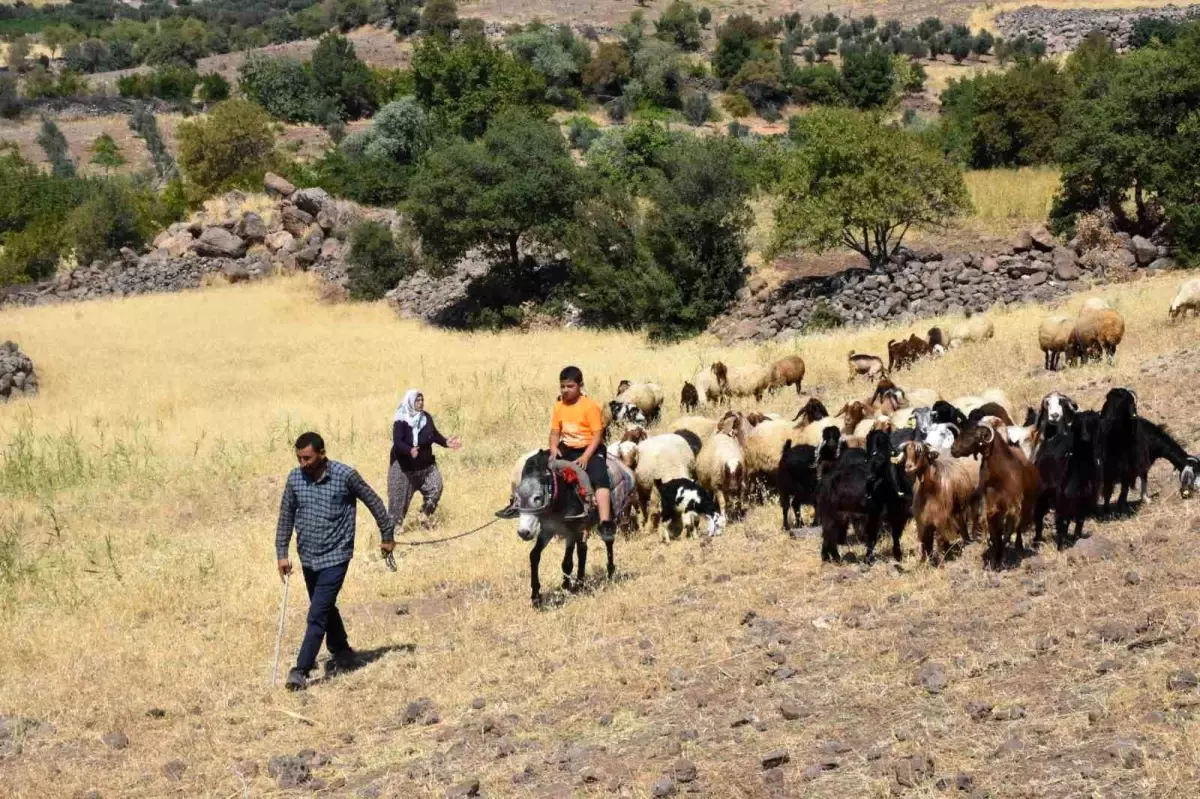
[928,449,939,461]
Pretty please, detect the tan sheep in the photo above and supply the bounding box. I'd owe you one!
[696,413,747,518]
[614,382,664,423]
[726,364,773,401]
[671,415,717,439]
[948,315,995,347]
[1068,308,1125,365]
[1038,314,1074,371]
[847,351,886,381]
[743,419,802,485]
[1080,297,1111,313]
[618,434,697,541]
[767,354,806,395]
[1170,278,1200,319]
[692,362,728,404]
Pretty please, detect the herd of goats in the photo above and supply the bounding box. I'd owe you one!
[587,291,1200,572]
[502,286,1199,603]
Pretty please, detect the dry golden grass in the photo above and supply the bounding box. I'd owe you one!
[963,166,1061,235]
[2,274,1200,797]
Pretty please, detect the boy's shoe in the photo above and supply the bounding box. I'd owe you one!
[495,503,520,519]
[563,507,589,521]
[597,521,617,542]
[284,668,307,692]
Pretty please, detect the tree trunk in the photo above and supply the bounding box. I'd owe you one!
[509,233,520,271]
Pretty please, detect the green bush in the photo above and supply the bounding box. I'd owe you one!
[198,72,230,103]
[36,118,75,178]
[65,181,156,265]
[117,66,199,102]
[346,220,417,300]
[566,115,601,151]
[682,91,712,126]
[841,45,895,109]
[176,99,277,198]
[655,1,703,51]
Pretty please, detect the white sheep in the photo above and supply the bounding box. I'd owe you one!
[1170,278,1200,320]
[1038,314,1074,371]
[743,419,803,486]
[725,364,774,401]
[906,388,942,409]
[618,434,696,541]
[696,414,747,519]
[613,382,664,424]
[692,362,728,404]
[948,315,995,347]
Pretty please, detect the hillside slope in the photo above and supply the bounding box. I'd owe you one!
[0,274,1198,797]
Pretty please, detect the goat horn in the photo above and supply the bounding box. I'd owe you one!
[981,425,995,444]
[891,453,904,464]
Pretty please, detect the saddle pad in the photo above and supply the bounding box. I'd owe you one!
[605,453,636,520]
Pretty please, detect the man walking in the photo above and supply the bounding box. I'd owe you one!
[276,432,395,691]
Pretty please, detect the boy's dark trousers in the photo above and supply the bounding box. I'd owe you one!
[296,562,351,673]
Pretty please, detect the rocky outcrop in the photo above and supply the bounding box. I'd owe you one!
[0,182,400,310]
[994,4,1200,55]
[385,255,492,323]
[0,340,37,401]
[709,228,1175,343]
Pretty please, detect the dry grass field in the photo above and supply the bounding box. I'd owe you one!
[2,272,1200,797]
[963,166,1061,235]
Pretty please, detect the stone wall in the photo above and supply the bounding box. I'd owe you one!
[994,4,1200,55]
[708,228,1175,343]
[0,341,37,401]
[0,174,399,309]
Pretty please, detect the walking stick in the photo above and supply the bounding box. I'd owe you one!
[271,572,290,687]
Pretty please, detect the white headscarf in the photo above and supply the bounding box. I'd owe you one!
[393,389,426,437]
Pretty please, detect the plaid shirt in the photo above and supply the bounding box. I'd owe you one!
[275,460,394,570]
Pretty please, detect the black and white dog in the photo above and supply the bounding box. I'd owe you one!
[655,478,725,540]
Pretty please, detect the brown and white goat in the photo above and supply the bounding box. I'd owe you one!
[950,420,1041,569]
[896,441,980,563]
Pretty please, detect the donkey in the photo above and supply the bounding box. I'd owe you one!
[508,450,634,608]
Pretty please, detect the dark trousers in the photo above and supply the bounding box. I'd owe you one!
[295,561,350,673]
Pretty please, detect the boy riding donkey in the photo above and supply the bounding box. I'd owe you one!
[498,366,617,543]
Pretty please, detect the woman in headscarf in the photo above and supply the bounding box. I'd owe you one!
[389,389,462,529]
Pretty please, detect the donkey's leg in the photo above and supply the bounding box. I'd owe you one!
[575,537,589,589]
[561,539,576,591]
[605,538,615,580]
[529,536,548,607]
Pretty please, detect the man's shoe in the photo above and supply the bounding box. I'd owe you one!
[324,649,359,677]
[598,521,616,542]
[284,668,307,692]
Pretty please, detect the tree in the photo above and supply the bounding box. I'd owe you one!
[713,14,773,84]
[949,36,972,63]
[408,112,582,271]
[412,35,546,138]
[729,56,786,110]
[814,33,837,61]
[8,37,30,72]
[239,56,328,123]
[698,7,712,28]
[582,41,630,97]
[89,133,125,175]
[683,90,712,125]
[0,75,20,119]
[358,97,431,163]
[176,99,276,197]
[311,33,377,120]
[129,105,179,183]
[421,0,459,35]
[973,30,995,57]
[199,72,230,104]
[776,108,970,268]
[655,1,703,51]
[37,118,75,178]
[841,45,895,108]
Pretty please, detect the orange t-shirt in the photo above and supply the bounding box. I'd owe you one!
[551,396,604,449]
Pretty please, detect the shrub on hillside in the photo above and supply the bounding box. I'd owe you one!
[655,1,703,51]
[198,73,230,104]
[118,66,199,102]
[346,220,417,300]
[36,118,75,178]
[65,181,157,265]
[177,99,277,198]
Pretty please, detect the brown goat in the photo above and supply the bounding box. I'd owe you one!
[897,441,980,563]
[621,426,649,445]
[710,361,729,391]
[951,423,1041,569]
[836,401,870,434]
[887,334,932,372]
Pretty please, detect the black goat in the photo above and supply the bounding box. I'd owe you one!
[931,400,967,429]
[680,382,699,413]
[1034,391,1078,446]
[1099,388,1141,514]
[672,429,703,457]
[1135,418,1200,500]
[778,441,819,530]
[1035,410,1101,549]
[816,430,910,563]
[792,397,830,423]
[966,402,1015,427]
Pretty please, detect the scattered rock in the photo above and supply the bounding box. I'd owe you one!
[268,755,311,789]
[1011,230,1034,252]
[672,759,697,783]
[651,777,676,797]
[101,731,129,750]
[893,753,934,787]
[1106,739,1145,769]
[161,759,187,782]
[1125,570,1142,586]
[965,700,993,722]
[1096,620,1134,643]
[145,708,166,719]
[195,227,247,258]
[1130,235,1157,266]
[292,188,333,218]
[779,700,805,721]
[916,661,949,694]
[233,760,259,779]
[761,749,790,769]
[402,698,439,726]
[0,341,38,401]
[1070,535,1119,563]
[471,697,487,711]
[1167,670,1199,692]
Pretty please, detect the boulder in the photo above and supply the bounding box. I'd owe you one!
[1147,257,1177,271]
[265,231,297,254]
[980,256,1000,274]
[292,188,333,218]
[264,172,296,198]
[1029,226,1057,251]
[1130,235,1157,266]
[282,206,315,238]
[235,212,267,242]
[1052,247,1081,281]
[156,232,197,258]
[222,263,251,284]
[1011,230,1034,252]
[301,224,325,249]
[195,227,247,258]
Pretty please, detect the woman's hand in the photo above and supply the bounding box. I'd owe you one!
[448,436,463,450]
[410,447,419,458]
